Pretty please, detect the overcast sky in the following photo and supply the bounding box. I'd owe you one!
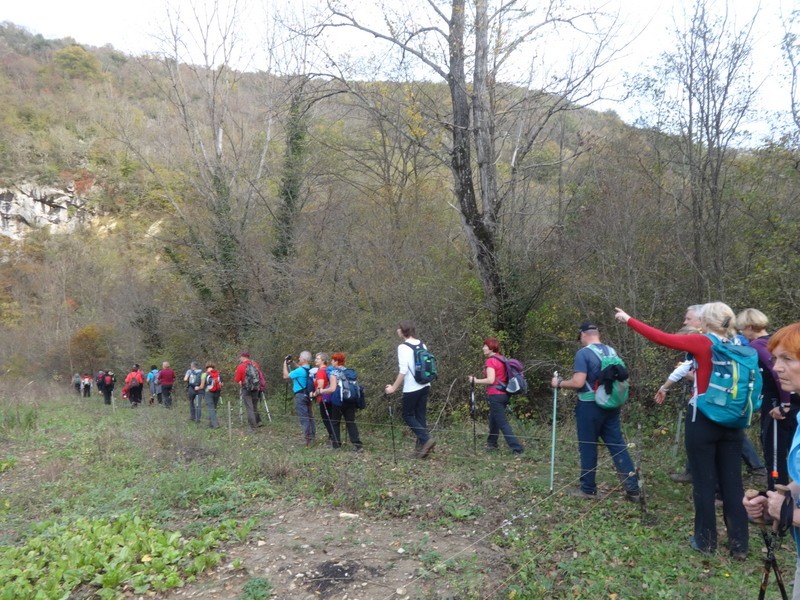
[2,0,794,140]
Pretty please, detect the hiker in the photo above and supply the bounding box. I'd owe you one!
[385,320,436,458]
[158,362,176,409]
[283,351,316,447]
[71,372,81,395]
[550,322,639,502]
[80,373,92,397]
[200,361,222,429]
[737,308,798,488]
[318,352,363,452]
[234,352,264,432]
[101,370,115,405]
[95,370,105,397]
[184,361,204,423]
[146,364,161,405]
[743,322,800,591]
[616,303,748,558]
[125,365,144,407]
[467,337,523,455]
[313,352,336,447]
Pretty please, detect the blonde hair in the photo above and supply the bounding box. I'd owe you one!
[735,308,769,332]
[701,302,736,338]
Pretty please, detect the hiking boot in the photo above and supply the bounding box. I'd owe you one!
[669,472,692,483]
[625,490,642,503]
[419,439,436,458]
[568,488,597,500]
[689,536,715,554]
[485,445,499,453]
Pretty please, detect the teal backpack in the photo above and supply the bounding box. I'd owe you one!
[697,334,762,429]
[585,344,629,409]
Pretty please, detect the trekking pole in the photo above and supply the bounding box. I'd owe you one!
[671,408,684,458]
[261,391,272,422]
[745,488,789,600]
[549,371,558,492]
[469,382,478,455]
[238,389,243,424]
[227,396,232,443]
[772,418,779,489]
[385,393,397,465]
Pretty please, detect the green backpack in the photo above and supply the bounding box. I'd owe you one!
[585,344,630,409]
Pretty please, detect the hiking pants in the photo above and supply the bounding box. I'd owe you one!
[205,391,220,428]
[187,388,202,422]
[685,408,747,554]
[160,385,173,408]
[402,386,431,447]
[330,403,362,449]
[294,393,315,442]
[319,400,335,444]
[241,389,261,431]
[487,393,523,452]
[575,400,637,494]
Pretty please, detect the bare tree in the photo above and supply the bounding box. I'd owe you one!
[631,0,759,298]
[118,0,280,340]
[314,0,619,339]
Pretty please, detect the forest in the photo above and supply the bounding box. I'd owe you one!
[1,0,799,413]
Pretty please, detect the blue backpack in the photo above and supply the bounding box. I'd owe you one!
[697,334,762,429]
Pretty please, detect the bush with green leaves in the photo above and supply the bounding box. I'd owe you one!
[0,514,237,599]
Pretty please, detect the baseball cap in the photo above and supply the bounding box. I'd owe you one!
[577,321,598,340]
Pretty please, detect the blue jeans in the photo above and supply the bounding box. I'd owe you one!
[402,387,431,446]
[294,393,316,442]
[575,400,638,494]
[487,394,523,452]
[685,408,747,553]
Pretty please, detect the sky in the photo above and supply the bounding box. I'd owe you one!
[2,0,794,139]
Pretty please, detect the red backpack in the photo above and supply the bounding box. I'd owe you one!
[206,370,222,393]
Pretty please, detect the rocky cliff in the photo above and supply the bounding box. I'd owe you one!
[0,183,92,241]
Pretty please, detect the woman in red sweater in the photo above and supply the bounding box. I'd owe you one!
[614,302,748,559]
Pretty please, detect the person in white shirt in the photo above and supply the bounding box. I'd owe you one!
[385,320,436,458]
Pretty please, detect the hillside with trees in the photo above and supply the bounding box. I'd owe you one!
[0,0,799,407]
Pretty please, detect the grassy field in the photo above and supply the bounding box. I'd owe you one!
[0,383,792,599]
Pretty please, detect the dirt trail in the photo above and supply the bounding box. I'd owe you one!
[160,502,507,600]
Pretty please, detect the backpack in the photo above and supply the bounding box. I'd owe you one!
[586,344,629,409]
[492,356,528,395]
[302,366,315,396]
[104,373,115,388]
[128,372,142,389]
[187,369,202,387]
[339,367,366,409]
[243,362,263,392]
[206,370,222,393]
[697,334,763,429]
[404,341,438,384]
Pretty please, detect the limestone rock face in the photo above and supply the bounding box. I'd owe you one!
[0,183,92,240]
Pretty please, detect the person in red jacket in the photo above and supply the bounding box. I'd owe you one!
[234,352,263,432]
[157,362,176,409]
[615,302,748,559]
[125,365,144,408]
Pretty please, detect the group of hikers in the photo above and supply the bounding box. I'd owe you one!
[553,302,800,593]
[68,308,800,587]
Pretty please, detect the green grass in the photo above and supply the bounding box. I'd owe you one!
[0,387,790,599]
